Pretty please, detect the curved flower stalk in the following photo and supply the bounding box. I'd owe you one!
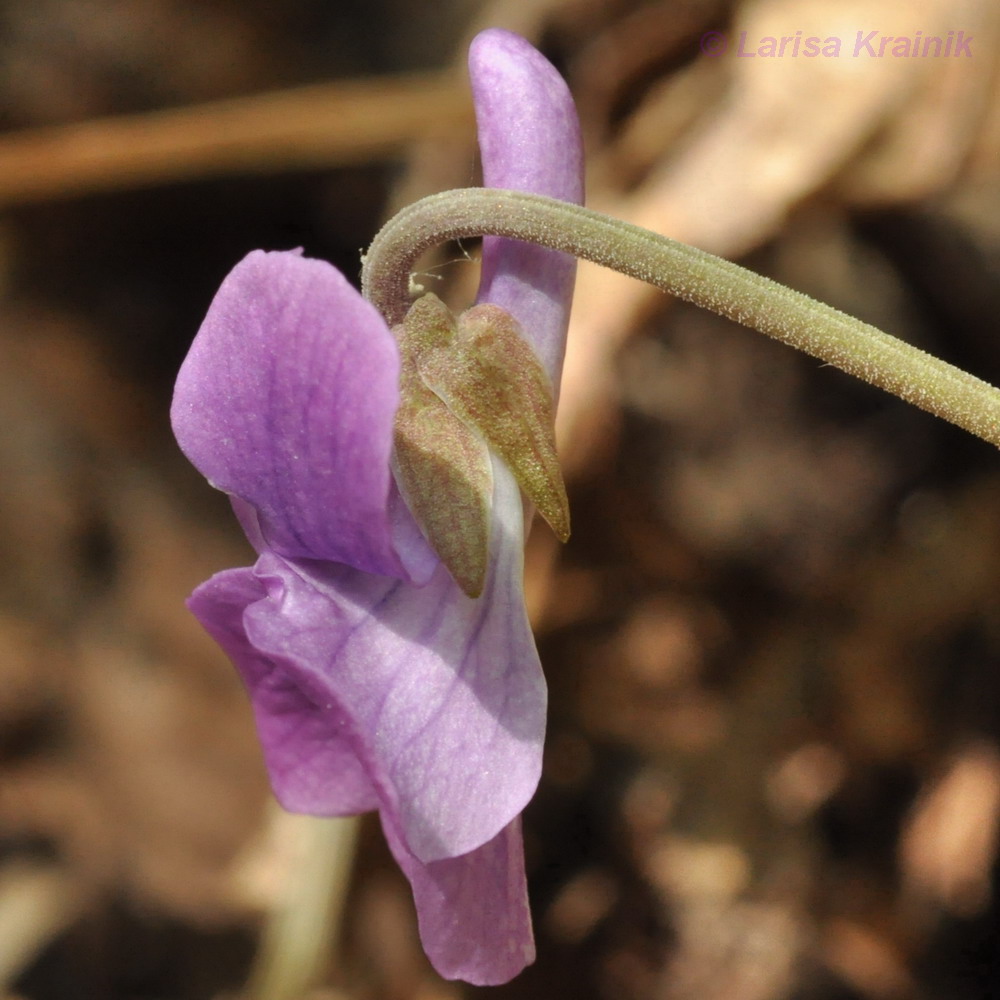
[171,29,581,986]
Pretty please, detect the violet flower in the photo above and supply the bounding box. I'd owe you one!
[170,28,582,985]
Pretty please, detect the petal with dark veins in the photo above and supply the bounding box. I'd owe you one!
[239,460,545,862]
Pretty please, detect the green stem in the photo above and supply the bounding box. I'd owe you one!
[362,188,1000,449]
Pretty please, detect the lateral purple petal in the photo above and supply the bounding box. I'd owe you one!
[383,813,534,985]
[470,28,584,388]
[188,567,378,815]
[171,249,407,578]
[237,461,545,862]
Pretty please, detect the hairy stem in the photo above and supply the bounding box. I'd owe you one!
[362,188,1000,449]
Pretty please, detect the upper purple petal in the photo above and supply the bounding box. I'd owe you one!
[171,249,408,578]
[470,28,584,388]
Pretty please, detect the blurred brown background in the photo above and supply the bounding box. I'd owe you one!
[1,0,999,998]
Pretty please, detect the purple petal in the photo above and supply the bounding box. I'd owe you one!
[189,567,378,815]
[382,812,534,985]
[470,28,584,388]
[171,249,408,578]
[239,460,545,863]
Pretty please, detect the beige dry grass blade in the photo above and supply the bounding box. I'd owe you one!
[243,812,361,1000]
[0,72,471,206]
[0,863,81,991]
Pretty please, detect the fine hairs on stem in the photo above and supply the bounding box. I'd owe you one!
[362,188,1000,450]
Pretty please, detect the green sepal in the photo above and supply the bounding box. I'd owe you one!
[418,303,570,542]
[392,295,493,598]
